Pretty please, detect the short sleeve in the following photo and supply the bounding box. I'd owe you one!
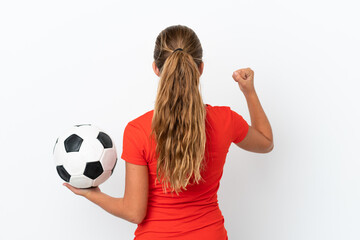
[230,108,250,143]
[120,122,148,165]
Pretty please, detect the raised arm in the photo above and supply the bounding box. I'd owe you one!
[232,68,274,153]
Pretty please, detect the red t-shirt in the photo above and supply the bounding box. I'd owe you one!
[121,104,249,240]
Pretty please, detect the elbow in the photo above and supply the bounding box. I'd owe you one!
[266,142,274,153]
[131,208,147,224]
[133,213,146,224]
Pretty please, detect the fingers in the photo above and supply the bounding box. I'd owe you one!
[232,71,239,81]
[63,182,98,198]
[233,68,253,81]
[63,182,80,195]
[63,182,73,191]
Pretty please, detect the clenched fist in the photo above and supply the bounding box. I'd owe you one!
[232,68,255,95]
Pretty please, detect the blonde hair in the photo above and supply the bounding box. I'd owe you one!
[151,25,207,195]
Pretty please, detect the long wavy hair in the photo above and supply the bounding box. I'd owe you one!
[151,25,207,195]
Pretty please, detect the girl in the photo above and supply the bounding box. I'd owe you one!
[64,24,274,240]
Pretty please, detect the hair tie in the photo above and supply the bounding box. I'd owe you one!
[173,48,183,53]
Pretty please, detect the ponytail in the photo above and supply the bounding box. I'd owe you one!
[151,25,206,195]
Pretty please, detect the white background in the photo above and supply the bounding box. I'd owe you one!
[1,0,359,239]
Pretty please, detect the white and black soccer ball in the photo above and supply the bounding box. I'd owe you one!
[53,124,117,188]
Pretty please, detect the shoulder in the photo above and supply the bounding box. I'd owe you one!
[124,109,154,139]
[206,104,232,116]
[127,109,154,127]
[206,103,230,110]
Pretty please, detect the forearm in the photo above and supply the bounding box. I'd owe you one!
[84,191,138,224]
[244,90,273,142]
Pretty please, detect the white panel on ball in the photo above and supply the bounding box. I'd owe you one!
[79,138,104,163]
[74,125,101,139]
[93,170,112,186]
[69,175,93,188]
[63,152,87,175]
[53,141,67,166]
[101,148,117,171]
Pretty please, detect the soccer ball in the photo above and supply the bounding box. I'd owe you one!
[53,124,117,188]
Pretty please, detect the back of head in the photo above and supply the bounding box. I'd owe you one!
[151,25,206,195]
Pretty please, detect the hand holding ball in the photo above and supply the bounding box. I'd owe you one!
[53,124,117,188]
